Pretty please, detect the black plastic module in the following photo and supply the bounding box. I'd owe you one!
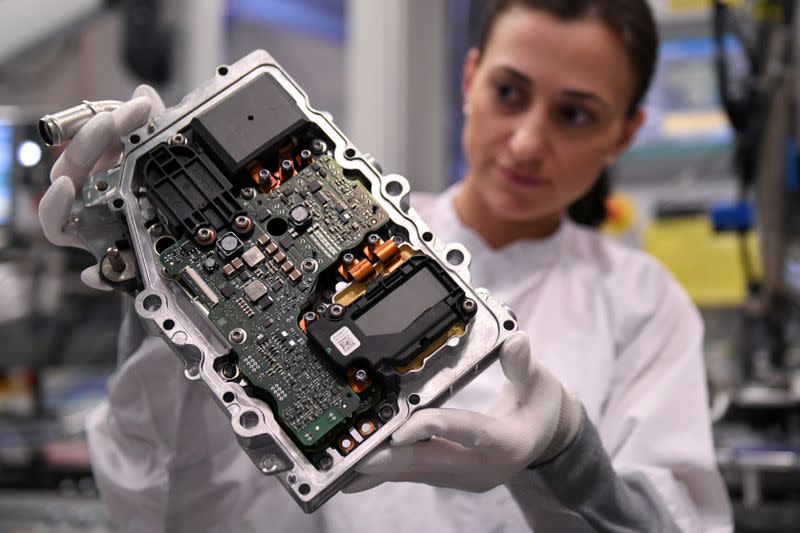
[308,256,474,372]
[139,144,244,237]
[190,73,306,176]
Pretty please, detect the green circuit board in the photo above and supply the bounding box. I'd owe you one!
[159,155,387,448]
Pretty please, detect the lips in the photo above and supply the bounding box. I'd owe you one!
[497,165,551,187]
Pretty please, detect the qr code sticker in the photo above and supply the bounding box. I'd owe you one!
[330,327,361,356]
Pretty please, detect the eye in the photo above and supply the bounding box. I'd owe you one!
[492,81,525,109]
[559,105,595,126]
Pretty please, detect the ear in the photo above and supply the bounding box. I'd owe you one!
[609,108,645,163]
[462,48,480,99]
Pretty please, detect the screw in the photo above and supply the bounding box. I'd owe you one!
[392,235,404,245]
[258,169,271,183]
[95,180,108,192]
[315,304,327,315]
[342,253,354,265]
[461,298,477,314]
[196,227,215,244]
[106,247,126,273]
[367,234,380,244]
[229,328,246,344]
[300,149,312,161]
[169,133,186,145]
[378,405,394,421]
[220,362,238,380]
[303,311,317,324]
[311,139,327,154]
[302,259,317,273]
[234,215,253,232]
[329,304,344,318]
[260,455,281,474]
[317,455,333,470]
[240,187,256,200]
[354,369,368,383]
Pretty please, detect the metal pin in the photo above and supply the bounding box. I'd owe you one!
[106,247,126,273]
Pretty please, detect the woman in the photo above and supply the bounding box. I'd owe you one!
[40,0,732,531]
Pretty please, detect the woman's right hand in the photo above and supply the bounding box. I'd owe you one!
[38,84,165,290]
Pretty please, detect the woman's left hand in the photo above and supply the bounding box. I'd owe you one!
[344,331,583,493]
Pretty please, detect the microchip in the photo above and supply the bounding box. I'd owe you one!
[264,318,274,328]
[256,207,272,222]
[282,187,294,196]
[242,246,266,268]
[308,179,322,193]
[335,203,347,213]
[244,280,268,302]
[258,294,274,309]
[280,236,294,250]
[271,280,284,292]
[219,283,236,298]
[339,212,351,223]
[314,191,328,204]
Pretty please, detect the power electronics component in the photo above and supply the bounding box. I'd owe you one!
[42,50,517,512]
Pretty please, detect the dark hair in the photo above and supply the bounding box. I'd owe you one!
[472,0,659,227]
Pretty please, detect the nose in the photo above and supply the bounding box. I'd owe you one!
[508,104,549,162]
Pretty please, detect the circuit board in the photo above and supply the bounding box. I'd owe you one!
[160,155,388,448]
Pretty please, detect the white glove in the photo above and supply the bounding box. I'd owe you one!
[344,331,583,493]
[39,84,165,290]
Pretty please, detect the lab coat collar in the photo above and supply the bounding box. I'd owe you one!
[430,183,570,285]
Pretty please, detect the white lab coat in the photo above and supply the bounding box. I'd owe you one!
[86,185,733,532]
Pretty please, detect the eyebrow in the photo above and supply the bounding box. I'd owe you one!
[494,66,612,110]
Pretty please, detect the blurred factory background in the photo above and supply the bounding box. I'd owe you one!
[0,0,798,531]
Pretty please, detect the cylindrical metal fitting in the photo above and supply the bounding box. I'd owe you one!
[234,215,253,233]
[329,304,344,318]
[354,369,368,383]
[240,187,256,200]
[342,253,355,265]
[106,247,126,273]
[229,328,247,344]
[39,100,124,146]
[303,311,317,324]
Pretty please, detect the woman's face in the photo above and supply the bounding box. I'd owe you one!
[461,7,644,224]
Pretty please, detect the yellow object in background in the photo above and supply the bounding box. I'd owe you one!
[643,215,761,307]
[666,0,742,13]
[603,193,637,235]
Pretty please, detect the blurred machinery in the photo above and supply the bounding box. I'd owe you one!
[708,1,800,530]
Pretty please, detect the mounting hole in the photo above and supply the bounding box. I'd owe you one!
[422,231,433,242]
[154,236,176,254]
[223,391,235,403]
[240,411,258,429]
[112,198,124,209]
[218,66,228,75]
[298,484,310,496]
[408,394,420,405]
[95,180,108,192]
[446,249,464,266]
[503,320,516,331]
[385,180,403,197]
[346,392,353,398]
[129,134,140,144]
[344,147,356,158]
[163,319,175,330]
[247,115,254,121]
[142,294,162,312]
[266,217,289,237]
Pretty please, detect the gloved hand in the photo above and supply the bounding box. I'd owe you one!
[344,331,583,493]
[39,84,165,290]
